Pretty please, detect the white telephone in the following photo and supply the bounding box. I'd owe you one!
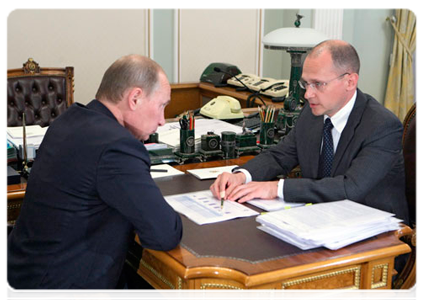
[248,77,276,92]
[199,96,244,120]
[260,80,289,98]
[227,74,260,88]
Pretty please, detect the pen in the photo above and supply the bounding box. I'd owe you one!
[220,191,225,210]
[151,169,168,173]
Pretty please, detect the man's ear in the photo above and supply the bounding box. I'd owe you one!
[127,87,143,111]
[346,73,359,91]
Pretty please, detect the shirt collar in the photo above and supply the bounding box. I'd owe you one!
[323,90,357,133]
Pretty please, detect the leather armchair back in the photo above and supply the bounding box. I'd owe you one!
[402,103,416,227]
[7,58,74,127]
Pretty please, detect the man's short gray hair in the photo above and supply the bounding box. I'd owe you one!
[96,55,165,104]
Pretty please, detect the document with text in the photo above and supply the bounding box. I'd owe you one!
[164,190,259,225]
[256,200,401,250]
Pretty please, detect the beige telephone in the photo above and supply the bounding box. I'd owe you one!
[227,74,260,88]
[248,77,276,92]
[260,80,289,98]
[199,96,244,120]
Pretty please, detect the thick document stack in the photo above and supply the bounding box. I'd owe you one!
[256,200,402,250]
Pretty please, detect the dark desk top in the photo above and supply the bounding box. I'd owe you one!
[155,174,320,264]
[152,173,409,279]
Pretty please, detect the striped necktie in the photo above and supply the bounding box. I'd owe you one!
[318,118,334,178]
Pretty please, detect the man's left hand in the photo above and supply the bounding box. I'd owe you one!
[226,181,279,203]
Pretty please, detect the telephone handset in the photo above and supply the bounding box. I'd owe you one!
[227,74,260,88]
[260,80,289,98]
[199,96,244,120]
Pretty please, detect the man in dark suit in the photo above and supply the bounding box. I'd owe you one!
[211,40,409,224]
[8,55,183,288]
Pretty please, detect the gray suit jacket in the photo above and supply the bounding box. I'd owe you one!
[243,89,409,224]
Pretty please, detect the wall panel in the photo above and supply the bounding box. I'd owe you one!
[179,9,259,82]
[8,9,148,105]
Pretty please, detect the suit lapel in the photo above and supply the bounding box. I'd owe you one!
[332,89,367,174]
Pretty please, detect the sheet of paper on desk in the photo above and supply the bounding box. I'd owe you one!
[256,200,401,250]
[150,164,185,179]
[247,199,304,211]
[164,190,259,225]
[187,165,238,180]
[7,125,48,139]
[156,119,243,147]
[7,125,48,149]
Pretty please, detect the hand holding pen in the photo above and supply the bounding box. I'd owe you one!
[210,172,247,208]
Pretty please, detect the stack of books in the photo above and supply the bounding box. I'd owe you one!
[256,200,402,250]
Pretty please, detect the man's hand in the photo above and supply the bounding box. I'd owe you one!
[226,181,279,203]
[210,172,246,200]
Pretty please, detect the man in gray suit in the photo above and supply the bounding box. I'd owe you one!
[210,39,409,224]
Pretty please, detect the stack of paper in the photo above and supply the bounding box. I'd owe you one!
[256,200,402,250]
[7,125,48,160]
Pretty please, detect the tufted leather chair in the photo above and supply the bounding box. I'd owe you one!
[393,103,416,289]
[7,58,74,127]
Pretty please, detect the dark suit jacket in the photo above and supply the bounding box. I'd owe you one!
[243,89,409,224]
[8,100,183,289]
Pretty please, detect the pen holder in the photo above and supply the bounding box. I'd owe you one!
[259,122,275,145]
[180,129,195,153]
[221,131,236,159]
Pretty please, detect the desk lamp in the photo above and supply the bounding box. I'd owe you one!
[262,14,328,134]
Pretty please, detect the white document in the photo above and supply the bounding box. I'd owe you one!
[164,190,259,225]
[247,199,304,211]
[256,200,401,250]
[145,143,169,151]
[7,125,48,154]
[156,119,243,147]
[7,125,48,139]
[187,165,238,180]
[150,164,185,179]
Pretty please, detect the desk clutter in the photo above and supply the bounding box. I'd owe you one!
[151,116,278,165]
[199,62,289,100]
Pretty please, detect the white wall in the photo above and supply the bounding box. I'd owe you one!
[342,9,395,102]
[8,9,395,105]
[179,9,259,82]
[8,9,148,105]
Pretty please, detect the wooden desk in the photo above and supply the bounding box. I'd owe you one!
[7,156,411,289]
[7,181,26,224]
[167,82,283,118]
[134,158,411,290]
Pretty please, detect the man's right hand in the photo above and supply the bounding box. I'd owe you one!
[210,172,246,200]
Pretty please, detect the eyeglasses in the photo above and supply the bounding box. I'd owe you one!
[299,73,350,91]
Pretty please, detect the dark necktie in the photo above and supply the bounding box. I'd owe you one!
[318,118,334,178]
